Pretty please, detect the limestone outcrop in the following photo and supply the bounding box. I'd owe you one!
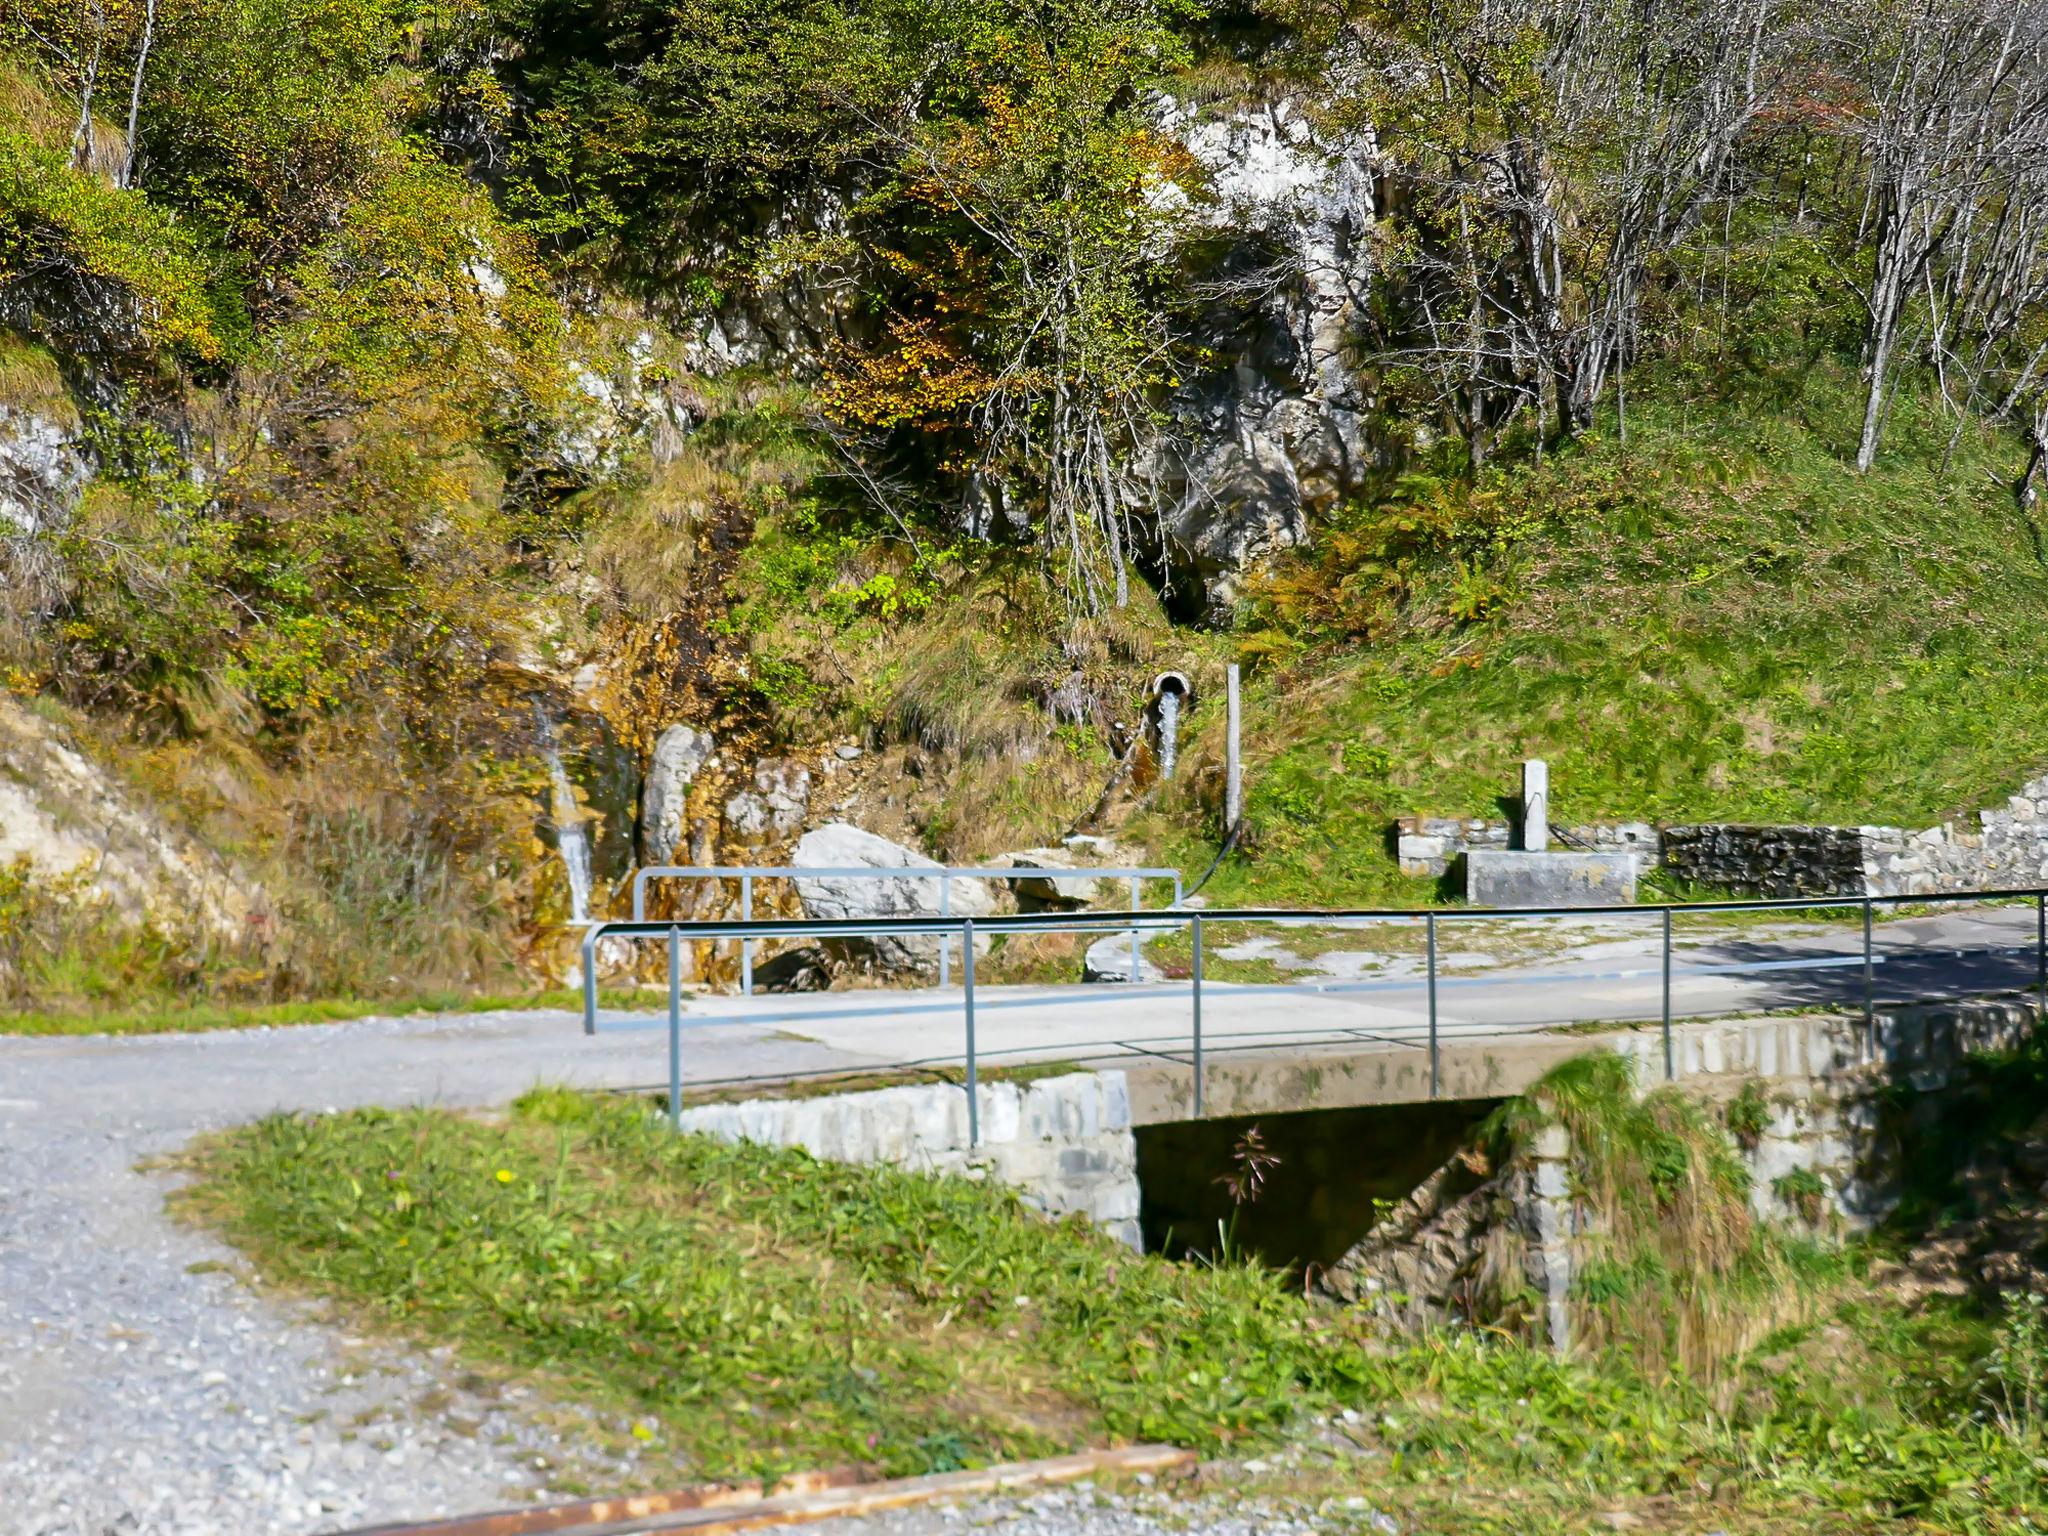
[1155,95,1378,620]
[0,698,258,940]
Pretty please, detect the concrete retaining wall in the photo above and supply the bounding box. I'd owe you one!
[1395,816,1659,881]
[1465,849,1638,907]
[673,1072,1143,1247]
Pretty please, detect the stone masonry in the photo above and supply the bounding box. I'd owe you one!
[1398,772,2048,898]
[1394,816,1660,881]
[673,1071,1142,1247]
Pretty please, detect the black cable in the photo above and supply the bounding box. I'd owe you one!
[1184,818,1243,900]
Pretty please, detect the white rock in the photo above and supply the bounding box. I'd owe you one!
[640,725,714,864]
[1082,931,1164,984]
[723,758,811,848]
[1005,849,1110,909]
[791,822,994,972]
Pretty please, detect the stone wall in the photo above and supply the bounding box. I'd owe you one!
[673,1070,1142,1248]
[1661,781,2048,897]
[1399,771,2048,898]
[1608,999,2041,1228]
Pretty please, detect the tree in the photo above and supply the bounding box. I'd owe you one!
[1844,0,2048,471]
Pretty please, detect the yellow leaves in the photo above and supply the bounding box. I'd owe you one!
[823,316,992,431]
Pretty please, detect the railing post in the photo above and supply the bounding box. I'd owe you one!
[740,874,754,997]
[667,926,683,1133]
[939,875,951,989]
[963,917,978,1147]
[1129,875,1141,982]
[1862,899,1876,1057]
[1426,911,1440,1100]
[1191,912,1205,1117]
[581,922,600,1036]
[1173,872,1185,909]
[1661,906,1674,1081]
[2036,891,2045,1025]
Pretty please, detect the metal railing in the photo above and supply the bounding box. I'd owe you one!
[580,886,2048,1143]
[627,863,1183,993]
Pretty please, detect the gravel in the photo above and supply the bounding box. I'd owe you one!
[0,1008,867,1536]
[797,1481,1397,1536]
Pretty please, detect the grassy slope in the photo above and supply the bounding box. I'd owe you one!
[180,1089,2047,1531]
[1141,365,2048,905]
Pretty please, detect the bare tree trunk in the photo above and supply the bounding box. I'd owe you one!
[119,0,157,189]
[69,0,107,172]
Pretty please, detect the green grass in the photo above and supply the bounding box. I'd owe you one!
[1140,363,2048,907]
[180,1088,2048,1528]
[0,986,650,1037]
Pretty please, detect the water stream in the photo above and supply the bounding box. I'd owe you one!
[541,717,594,924]
[1155,689,1182,780]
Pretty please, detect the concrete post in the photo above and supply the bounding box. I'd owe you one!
[1527,1122,1574,1355]
[1225,664,1242,831]
[1522,759,1550,852]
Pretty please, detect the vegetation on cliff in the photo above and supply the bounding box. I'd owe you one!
[3,0,2048,1012]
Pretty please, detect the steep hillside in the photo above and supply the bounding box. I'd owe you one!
[8,0,2048,1020]
[1138,366,2048,903]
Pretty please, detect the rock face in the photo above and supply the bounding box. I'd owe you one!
[0,698,257,940]
[1155,96,1379,620]
[0,406,86,537]
[723,758,812,848]
[640,724,716,865]
[667,96,1382,622]
[1004,848,1114,910]
[790,822,996,973]
[1082,930,1163,984]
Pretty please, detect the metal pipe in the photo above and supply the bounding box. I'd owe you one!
[1190,912,1206,1116]
[2037,892,2045,1024]
[1862,899,1876,1056]
[1661,906,1674,1081]
[1129,875,1141,982]
[1426,911,1439,1100]
[963,917,978,1147]
[1224,663,1241,831]
[581,922,600,1036]
[740,874,753,997]
[939,876,951,989]
[667,927,682,1132]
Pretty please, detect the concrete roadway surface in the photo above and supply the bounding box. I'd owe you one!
[588,899,2048,1085]
[1,898,2043,1534]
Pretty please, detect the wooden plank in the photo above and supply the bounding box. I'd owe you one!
[337,1445,1195,1536]
[575,1446,1198,1536]
[336,1467,861,1536]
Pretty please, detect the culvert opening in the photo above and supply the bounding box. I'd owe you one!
[1135,1099,1505,1275]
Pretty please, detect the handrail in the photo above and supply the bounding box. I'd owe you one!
[628,862,1185,993]
[630,863,1186,920]
[582,886,2048,1142]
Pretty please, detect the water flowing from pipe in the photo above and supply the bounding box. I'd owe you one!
[540,716,593,924]
[1156,689,1182,781]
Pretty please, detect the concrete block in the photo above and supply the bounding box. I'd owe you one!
[1466,850,1636,908]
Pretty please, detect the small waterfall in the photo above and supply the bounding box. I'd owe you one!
[540,717,594,924]
[1156,689,1182,780]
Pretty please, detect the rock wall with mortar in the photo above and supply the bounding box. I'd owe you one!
[1611,1000,2041,1229]
[673,1070,1142,1247]
[1397,771,2048,898]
